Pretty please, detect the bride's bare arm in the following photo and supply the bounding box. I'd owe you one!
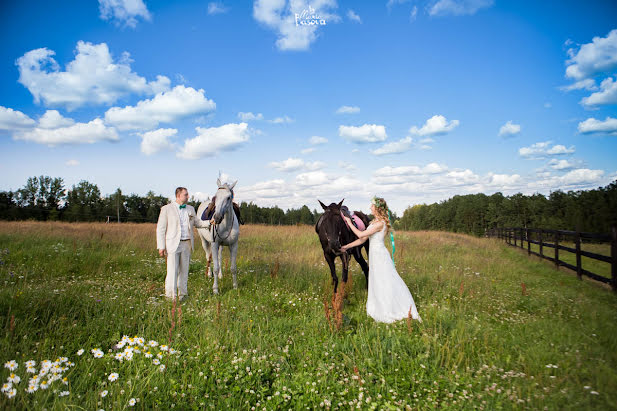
[343,217,383,238]
[341,236,367,251]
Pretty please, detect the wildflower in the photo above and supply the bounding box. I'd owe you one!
[8,374,20,384]
[148,340,159,347]
[77,349,85,356]
[26,384,37,393]
[129,398,137,406]
[591,391,599,395]
[159,364,166,372]
[40,381,49,390]
[4,360,17,371]
[26,366,36,374]
[6,388,16,398]
[1,382,12,393]
[91,348,104,358]
[101,390,108,397]
[25,360,36,368]
[145,351,153,358]
[153,359,160,365]
[160,345,169,351]
[59,390,69,397]
[115,352,125,362]
[108,373,119,382]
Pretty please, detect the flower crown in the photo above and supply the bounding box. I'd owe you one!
[371,196,384,208]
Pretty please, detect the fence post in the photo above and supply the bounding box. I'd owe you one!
[514,228,517,247]
[520,228,524,249]
[611,226,617,292]
[575,231,582,281]
[554,231,560,268]
[527,228,530,255]
[539,229,543,258]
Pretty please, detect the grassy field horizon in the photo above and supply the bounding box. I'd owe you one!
[0,221,616,410]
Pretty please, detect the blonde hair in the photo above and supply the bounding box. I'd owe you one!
[371,197,393,235]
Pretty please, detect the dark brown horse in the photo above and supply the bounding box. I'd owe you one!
[315,199,370,294]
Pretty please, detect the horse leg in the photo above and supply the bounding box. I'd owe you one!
[341,252,350,284]
[212,242,220,294]
[205,241,213,278]
[229,241,238,289]
[218,245,223,279]
[352,247,369,289]
[324,251,338,294]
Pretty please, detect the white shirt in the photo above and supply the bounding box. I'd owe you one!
[175,202,190,240]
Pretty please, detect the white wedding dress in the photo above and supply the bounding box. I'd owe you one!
[366,221,422,323]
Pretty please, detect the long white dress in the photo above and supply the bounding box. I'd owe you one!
[366,221,422,323]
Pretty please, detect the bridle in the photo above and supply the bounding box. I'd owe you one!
[211,186,235,242]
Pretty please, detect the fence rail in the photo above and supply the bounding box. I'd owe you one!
[486,227,617,292]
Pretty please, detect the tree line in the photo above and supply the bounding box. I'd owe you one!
[0,176,325,225]
[396,179,617,236]
[2,175,615,235]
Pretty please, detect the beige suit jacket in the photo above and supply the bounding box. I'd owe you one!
[156,203,210,254]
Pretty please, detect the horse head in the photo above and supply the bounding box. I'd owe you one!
[213,178,237,224]
[317,198,346,255]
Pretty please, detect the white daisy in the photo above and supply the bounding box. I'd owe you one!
[58,390,69,397]
[160,345,169,351]
[153,359,160,365]
[26,384,37,393]
[1,382,12,393]
[7,374,20,384]
[129,398,136,406]
[148,340,158,347]
[4,360,17,371]
[76,349,85,356]
[25,360,36,368]
[6,388,16,398]
[144,352,153,358]
[101,390,108,397]
[115,352,124,361]
[159,364,166,372]
[40,381,49,390]
[108,372,119,382]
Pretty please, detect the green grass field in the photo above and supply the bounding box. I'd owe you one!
[0,221,616,410]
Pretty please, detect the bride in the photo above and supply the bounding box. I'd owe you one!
[341,196,422,323]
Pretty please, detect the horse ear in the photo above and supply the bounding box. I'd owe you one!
[229,180,237,190]
[337,198,344,208]
[216,177,222,187]
[318,200,327,210]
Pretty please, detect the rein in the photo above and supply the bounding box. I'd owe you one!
[210,187,235,242]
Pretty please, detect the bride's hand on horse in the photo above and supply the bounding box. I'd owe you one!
[342,216,351,225]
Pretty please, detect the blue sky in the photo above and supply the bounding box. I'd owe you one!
[1,0,616,214]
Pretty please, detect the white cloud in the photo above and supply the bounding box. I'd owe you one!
[565,29,617,81]
[268,115,294,124]
[14,117,118,146]
[486,173,521,186]
[38,110,75,129]
[98,0,152,27]
[268,157,325,172]
[309,135,328,145]
[386,0,410,11]
[578,116,617,135]
[301,147,316,154]
[410,5,418,21]
[408,114,459,136]
[0,106,35,130]
[559,78,598,92]
[339,124,387,143]
[177,122,250,159]
[371,136,415,155]
[16,41,170,109]
[238,112,264,121]
[252,0,340,51]
[498,120,521,137]
[580,77,617,107]
[428,0,494,16]
[547,159,582,171]
[338,161,356,171]
[104,85,216,130]
[518,141,575,159]
[335,105,360,114]
[140,128,178,155]
[347,9,361,23]
[65,159,80,167]
[374,163,448,177]
[531,168,605,190]
[208,2,229,15]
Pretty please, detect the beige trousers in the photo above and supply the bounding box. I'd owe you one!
[165,240,191,299]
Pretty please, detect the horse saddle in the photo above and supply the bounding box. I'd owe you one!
[201,198,244,225]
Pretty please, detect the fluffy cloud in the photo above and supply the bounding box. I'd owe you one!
[98,0,152,27]
[268,115,294,124]
[238,112,264,121]
[428,0,494,17]
[580,77,617,107]
[408,115,459,136]
[268,157,325,172]
[565,29,617,81]
[336,105,360,114]
[208,2,229,15]
[252,0,340,51]
[140,128,178,155]
[16,41,170,110]
[519,141,575,159]
[498,120,521,137]
[371,136,414,155]
[309,135,328,145]
[14,116,118,146]
[339,124,387,143]
[547,159,582,171]
[104,85,216,130]
[176,122,250,159]
[578,116,617,135]
[346,9,361,23]
[0,106,35,130]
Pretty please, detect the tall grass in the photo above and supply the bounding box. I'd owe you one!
[0,221,616,409]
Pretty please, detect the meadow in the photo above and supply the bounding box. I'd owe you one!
[0,221,616,410]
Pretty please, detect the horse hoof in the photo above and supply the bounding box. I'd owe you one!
[233,283,238,289]
[213,289,219,295]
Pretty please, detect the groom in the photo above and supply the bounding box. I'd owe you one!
[156,187,211,301]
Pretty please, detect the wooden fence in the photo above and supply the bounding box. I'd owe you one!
[487,227,617,292]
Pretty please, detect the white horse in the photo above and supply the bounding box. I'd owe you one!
[195,178,240,294]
